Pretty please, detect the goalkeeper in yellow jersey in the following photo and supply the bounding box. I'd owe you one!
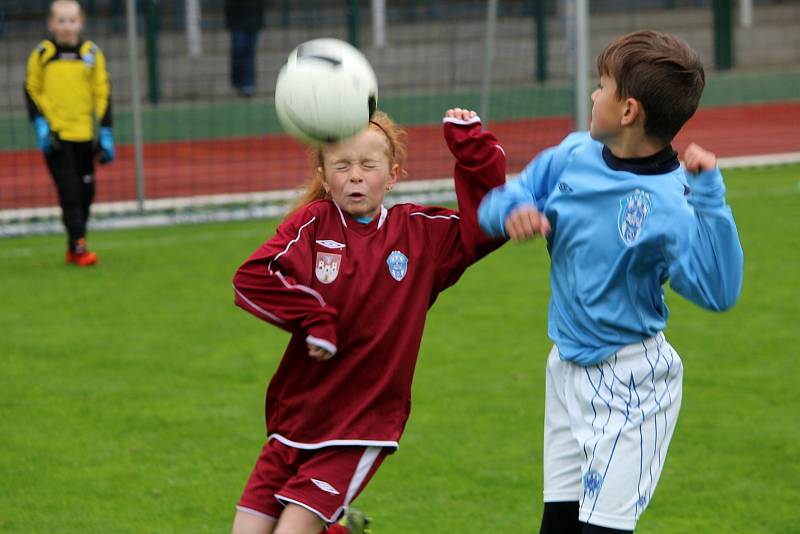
[25,0,114,266]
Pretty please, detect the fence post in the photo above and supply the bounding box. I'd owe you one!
[347,0,360,48]
[713,0,734,70]
[146,0,161,104]
[480,0,499,125]
[574,0,589,131]
[280,0,290,27]
[534,0,548,83]
[126,0,147,212]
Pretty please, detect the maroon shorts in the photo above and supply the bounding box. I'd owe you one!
[237,439,389,523]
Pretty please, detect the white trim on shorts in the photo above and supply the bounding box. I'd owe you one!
[269,433,398,450]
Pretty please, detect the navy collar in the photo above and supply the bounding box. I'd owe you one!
[49,38,83,55]
[602,144,679,175]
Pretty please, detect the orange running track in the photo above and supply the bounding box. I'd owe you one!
[2,101,799,210]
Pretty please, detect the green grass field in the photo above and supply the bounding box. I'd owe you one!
[1,164,798,533]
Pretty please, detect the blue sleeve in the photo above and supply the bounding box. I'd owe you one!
[666,167,744,311]
[478,132,587,238]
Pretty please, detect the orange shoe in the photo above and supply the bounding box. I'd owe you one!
[66,239,98,266]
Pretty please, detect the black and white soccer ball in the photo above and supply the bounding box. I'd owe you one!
[275,38,378,145]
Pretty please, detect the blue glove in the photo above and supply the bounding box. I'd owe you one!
[33,116,52,154]
[98,126,115,164]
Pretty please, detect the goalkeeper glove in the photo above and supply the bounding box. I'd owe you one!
[98,126,115,164]
[33,116,52,154]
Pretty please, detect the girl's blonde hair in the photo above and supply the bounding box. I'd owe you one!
[49,0,83,18]
[292,111,408,212]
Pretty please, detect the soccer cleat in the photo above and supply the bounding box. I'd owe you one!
[338,508,371,534]
[66,238,98,267]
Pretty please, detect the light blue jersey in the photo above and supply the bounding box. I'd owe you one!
[479,132,743,365]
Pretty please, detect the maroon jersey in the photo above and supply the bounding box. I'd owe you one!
[233,118,505,449]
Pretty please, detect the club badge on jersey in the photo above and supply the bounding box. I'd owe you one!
[315,252,341,284]
[386,250,408,281]
[82,45,96,68]
[618,189,652,246]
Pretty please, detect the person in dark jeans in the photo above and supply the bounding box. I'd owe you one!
[225,0,265,97]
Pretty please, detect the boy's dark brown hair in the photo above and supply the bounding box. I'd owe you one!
[596,29,705,144]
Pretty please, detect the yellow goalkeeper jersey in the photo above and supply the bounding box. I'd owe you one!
[25,38,112,142]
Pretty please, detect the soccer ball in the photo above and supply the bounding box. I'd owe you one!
[274,38,378,144]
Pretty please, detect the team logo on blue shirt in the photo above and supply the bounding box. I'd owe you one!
[618,189,652,246]
[386,250,408,281]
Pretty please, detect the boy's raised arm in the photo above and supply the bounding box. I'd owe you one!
[667,144,744,311]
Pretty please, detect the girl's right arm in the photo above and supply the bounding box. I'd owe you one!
[232,208,339,356]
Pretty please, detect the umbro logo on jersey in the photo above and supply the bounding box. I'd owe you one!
[311,478,340,495]
[316,239,346,249]
[558,182,573,193]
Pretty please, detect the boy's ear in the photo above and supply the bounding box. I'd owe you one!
[621,97,643,126]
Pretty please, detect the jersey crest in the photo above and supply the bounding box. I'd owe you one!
[386,250,408,281]
[618,189,651,246]
[82,49,96,67]
[80,42,97,68]
[315,252,341,284]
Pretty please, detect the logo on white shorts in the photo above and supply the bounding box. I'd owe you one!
[311,478,340,495]
[583,470,603,498]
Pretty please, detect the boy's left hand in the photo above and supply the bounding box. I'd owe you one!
[683,142,716,174]
[98,127,115,164]
[307,343,334,361]
[33,116,53,155]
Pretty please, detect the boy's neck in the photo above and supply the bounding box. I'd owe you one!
[604,128,666,159]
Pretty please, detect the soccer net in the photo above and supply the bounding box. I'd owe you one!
[1,0,799,237]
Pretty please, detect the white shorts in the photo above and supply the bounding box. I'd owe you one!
[543,332,683,531]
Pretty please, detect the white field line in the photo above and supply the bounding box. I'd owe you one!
[1,182,796,259]
[717,151,800,168]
